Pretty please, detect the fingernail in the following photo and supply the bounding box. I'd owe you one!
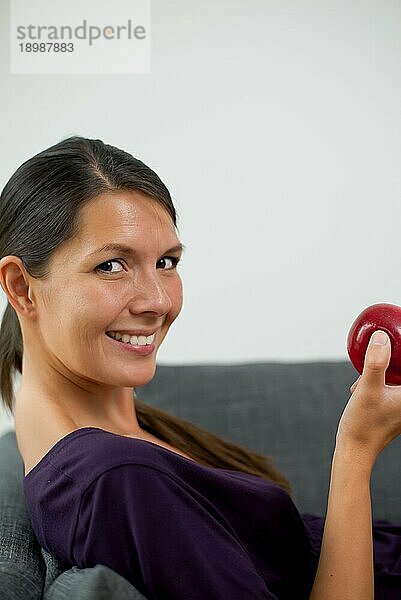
[371,330,388,345]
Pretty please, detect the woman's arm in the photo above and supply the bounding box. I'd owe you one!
[309,443,374,600]
[309,328,401,600]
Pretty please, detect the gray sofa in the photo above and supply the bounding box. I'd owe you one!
[1,359,401,599]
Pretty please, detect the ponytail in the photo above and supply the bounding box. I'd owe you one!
[0,302,22,415]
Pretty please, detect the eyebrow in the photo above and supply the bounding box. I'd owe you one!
[87,242,186,259]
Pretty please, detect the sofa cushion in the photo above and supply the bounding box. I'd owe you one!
[0,430,45,599]
[43,563,146,600]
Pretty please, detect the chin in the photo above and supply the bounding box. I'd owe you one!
[121,368,157,388]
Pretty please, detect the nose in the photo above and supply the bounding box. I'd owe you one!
[128,269,173,315]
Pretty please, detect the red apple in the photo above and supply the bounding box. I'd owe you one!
[347,303,401,385]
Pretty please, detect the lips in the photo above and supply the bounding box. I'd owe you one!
[106,330,157,337]
[105,330,157,345]
[106,325,161,337]
[105,331,156,355]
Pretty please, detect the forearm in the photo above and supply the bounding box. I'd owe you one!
[309,444,374,600]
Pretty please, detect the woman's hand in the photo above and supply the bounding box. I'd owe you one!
[336,329,401,468]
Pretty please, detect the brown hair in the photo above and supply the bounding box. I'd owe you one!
[0,136,291,494]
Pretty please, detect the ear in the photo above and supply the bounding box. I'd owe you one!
[0,256,35,317]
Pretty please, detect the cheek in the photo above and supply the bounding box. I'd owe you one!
[72,281,115,312]
[58,287,107,338]
[40,284,82,334]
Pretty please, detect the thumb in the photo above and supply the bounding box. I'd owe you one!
[362,329,391,389]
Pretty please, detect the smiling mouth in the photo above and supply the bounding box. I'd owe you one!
[105,331,156,347]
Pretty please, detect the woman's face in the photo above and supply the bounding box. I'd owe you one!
[31,190,184,390]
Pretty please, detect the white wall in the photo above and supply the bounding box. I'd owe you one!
[1,0,400,432]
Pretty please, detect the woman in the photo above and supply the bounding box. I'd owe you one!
[0,136,400,599]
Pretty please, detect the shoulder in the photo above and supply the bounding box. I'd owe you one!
[23,430,188,565]
[39,427,185,492]
[78,461,209,520]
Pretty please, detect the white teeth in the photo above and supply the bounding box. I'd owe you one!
[108,331,156,345]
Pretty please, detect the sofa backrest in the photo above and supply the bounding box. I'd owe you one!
[137,360,401,523]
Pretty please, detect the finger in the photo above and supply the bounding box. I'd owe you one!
[361,330,391,390]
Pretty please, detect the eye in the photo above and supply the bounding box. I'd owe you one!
[95,256,182,275]
[157,256,181,270]
[95,259,125,274]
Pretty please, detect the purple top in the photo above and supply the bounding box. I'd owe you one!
[23,427,401,599]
